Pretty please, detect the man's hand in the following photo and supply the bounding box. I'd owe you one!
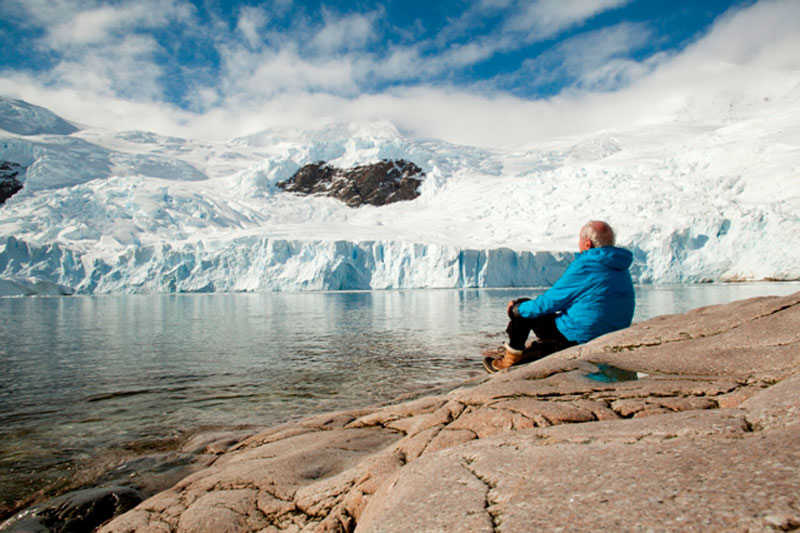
[507,298,531,319]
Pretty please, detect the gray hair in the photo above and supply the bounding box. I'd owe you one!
[581,220,616,247]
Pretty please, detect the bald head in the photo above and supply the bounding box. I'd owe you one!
[579,220,615,251]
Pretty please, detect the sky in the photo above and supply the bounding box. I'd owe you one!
[1,0,799,147]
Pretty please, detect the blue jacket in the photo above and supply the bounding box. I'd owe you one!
[517,246,635,344]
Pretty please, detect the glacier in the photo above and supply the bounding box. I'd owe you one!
[0,91,799,296]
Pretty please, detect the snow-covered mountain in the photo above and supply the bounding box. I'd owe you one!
[0,92,798,296]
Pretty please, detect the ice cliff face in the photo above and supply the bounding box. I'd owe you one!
[0,236,573,295]
[0,95,798,295]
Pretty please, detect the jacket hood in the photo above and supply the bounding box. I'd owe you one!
[580,246,633,271]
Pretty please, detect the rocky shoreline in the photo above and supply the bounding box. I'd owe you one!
[5,291,800,532]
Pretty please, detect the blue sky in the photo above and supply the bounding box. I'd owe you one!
[1,0,798,146]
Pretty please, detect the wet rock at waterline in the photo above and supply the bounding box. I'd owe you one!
[0,486,143,533]
[56,292,800,530]
[0,432,255,533]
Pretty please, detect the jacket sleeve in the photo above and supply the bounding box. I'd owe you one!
[516,260,587,318]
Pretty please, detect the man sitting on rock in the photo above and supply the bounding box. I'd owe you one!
[484,220,635,373]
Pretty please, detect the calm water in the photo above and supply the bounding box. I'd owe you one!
[1,283,798,514]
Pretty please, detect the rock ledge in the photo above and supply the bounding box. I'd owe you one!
[93,291,800,532]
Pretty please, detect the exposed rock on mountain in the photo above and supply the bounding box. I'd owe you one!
[96,291,800,532]
[0,162,23,205]
[277,159,424,207]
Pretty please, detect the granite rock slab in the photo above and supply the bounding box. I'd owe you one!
[97,291,800,532]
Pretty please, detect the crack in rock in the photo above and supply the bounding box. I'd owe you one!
[459,456,501,533]
[417,426,446,456]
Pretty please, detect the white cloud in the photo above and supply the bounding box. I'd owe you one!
[2,0,636,117]
[45,34,165,99]
[48,5,122,45]
[678,0,800,69]
[196,0,800,146]
[504,0,632,42]
[440,41,498,70]
[427,0,634,77]
[310,10,381,54]
[237,6,268,49]
[272,0,294,16]
[374,46,423,80]
[1,0,87,29]
[42,0,193,47]
[216,45,360,99]
[370,40,497,83]
[480,0,514,8]
[516,22,656,92]
[2,0,198,103]
[2,0,799,152]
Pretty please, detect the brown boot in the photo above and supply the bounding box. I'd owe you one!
[483,344,524,373]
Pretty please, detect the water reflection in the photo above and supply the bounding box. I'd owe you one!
[585,363,641,383]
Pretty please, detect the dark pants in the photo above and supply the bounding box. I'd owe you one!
[506,313,577,360]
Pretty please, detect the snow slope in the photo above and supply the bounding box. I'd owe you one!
[0,91,799,295]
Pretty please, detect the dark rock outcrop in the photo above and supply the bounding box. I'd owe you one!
[0,486,143,533]
[0,162,23,205]
[277,159,424,207]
